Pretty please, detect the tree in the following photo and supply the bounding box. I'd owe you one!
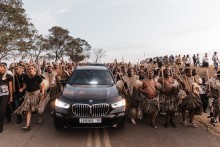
[47,26,70,61]
[0,0,34,61]
[11,23,37,61]
[65,37,85,63]
[65,37,91,63]
[75,38,91,58]
[29,34,49,63]
[92,48,106,63]
[47,26,92,63]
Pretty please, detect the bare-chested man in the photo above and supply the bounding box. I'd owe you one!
[159,68,178,128]
[139,68,160,129]
[121,68,139,125]
[180,68,202,128]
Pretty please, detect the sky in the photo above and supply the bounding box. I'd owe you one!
[22,0,220,63]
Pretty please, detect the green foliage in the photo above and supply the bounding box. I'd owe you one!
[0,0,35,60]
[29,34,49,63]
[65,37,83,63]
[47,26,91,62]
[47,26,70,61]
[0,1,91,63]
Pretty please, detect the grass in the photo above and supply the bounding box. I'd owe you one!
[193,65,216,79]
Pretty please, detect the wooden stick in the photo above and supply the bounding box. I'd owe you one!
[12,58,16,92]
[161,66,164,86]
[206,67,213,98]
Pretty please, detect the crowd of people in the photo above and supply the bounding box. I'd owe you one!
[113,51,220,129]
[141,51,219,72]
[0,51,220,133]
[0,61,67,133]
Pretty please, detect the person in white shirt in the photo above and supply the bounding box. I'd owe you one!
[212,52,220,72]
[185,55,191,67]
[202,53,209,68]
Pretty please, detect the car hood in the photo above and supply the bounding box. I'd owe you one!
[61,84,121,104]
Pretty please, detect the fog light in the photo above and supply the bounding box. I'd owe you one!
[112,124,117,128]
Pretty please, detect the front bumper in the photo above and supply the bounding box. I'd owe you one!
[53,106,126,128]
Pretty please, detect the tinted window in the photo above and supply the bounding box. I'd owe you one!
[68,70,114,85]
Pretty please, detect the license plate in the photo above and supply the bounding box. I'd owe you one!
[79,118,102,123]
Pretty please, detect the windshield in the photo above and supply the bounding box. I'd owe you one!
[68,70,114,85]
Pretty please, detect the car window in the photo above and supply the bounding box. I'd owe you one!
[68,70,114,85]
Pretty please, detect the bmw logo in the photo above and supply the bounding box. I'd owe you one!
[89,100,93,103]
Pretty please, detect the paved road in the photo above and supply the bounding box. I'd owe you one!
[0,106,220,147]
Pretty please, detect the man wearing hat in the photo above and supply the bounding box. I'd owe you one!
[0,62,13,133]
[212,52,220,73]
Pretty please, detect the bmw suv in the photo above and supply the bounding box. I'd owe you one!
[53,66,126,128]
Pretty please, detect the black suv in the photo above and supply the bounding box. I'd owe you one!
[53,66,126,128]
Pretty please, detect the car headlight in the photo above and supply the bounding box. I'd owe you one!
[111,99,126,108]
[55,99,70,109]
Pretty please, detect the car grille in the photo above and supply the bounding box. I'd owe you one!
[72,104,109,117]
